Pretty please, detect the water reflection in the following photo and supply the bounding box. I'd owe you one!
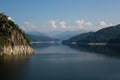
[1,44,120,80]
[0,55,30,80]
[64,44,120,58]
[31,43,60,49]
[27,44,120,80]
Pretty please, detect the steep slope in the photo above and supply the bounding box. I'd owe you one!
[0,13,35,55]
[63,24,120,45]
[62,32,94,44]
[93,24,120,42]
[63,32,94,42]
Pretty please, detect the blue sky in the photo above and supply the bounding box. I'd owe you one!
[0,0,120,34]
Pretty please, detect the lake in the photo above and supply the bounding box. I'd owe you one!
[1,43,120,80]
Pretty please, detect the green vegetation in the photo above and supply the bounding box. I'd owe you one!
[0,13,30,46]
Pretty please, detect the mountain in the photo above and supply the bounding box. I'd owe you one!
[45,30,63,38]
[0,13,35,55]
[27,31,48,36]
[27,34,60,42]
[55,30,87,40]
[63,24,120,45]
[108,35,120,46]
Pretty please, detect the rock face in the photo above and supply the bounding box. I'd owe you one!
[0,13,35,55]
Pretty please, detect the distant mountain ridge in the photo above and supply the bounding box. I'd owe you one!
[54,30,87,40]
[26,30,87,41]
[62,24,120,45]
[27,31,48,37]
[27,34,59,42]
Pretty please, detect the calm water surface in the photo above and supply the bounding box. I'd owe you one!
[1,43,120,80]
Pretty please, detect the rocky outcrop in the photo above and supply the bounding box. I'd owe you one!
[0,45,35,55]
[0,13,35,55]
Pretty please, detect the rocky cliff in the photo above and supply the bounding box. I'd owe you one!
[0,13,35,55]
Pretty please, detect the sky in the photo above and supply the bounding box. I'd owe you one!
[0,0,120,35]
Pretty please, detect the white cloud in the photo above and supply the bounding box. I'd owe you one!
[98,21,113,29]
[75,20,84,29]
[21,21,39,32]
[59,21,66,29]
[21,20,113,36]
[74,20,113,31]
[75,20,93,31]
[100,21,108,27]
[49,20,57,28]
[85,22,92,27]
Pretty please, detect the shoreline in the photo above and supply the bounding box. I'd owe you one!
[88,43,107,46]
[0,45,35,55]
